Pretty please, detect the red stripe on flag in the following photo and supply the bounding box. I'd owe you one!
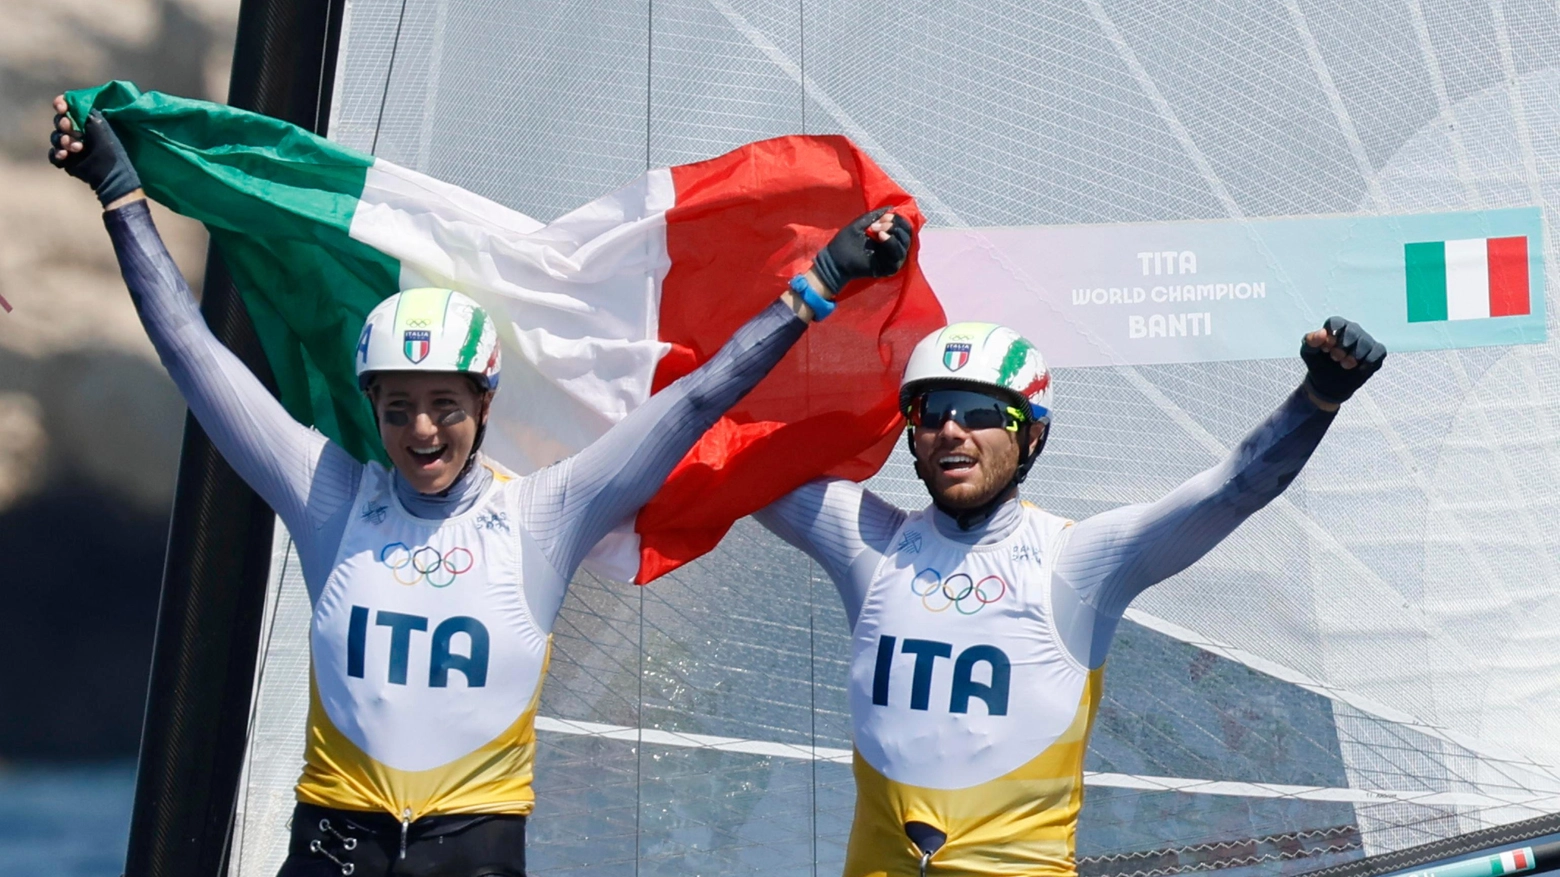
[634,135,946,582]
[1514,849,1530,869]
[1487,236,1530,317]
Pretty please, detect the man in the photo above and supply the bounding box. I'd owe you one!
[757,319,1385,877]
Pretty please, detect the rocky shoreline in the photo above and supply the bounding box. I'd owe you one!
[0,0,239,760]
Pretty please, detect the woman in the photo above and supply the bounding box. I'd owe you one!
[50,99,913,877]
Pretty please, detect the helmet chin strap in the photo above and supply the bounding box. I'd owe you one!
[441,395,493,494]
[930,486,1015,531]
[911,423,1047,531]
[440,440,481,496]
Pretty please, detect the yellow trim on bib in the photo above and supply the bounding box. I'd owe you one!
[843,666,1104,877]
[296,640,552,819]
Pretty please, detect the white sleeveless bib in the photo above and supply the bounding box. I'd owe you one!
[849,503,1082,790]
[310,464,549,773]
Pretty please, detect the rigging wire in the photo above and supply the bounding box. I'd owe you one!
[370,0,412,156]
[799,6,819,875]
[634,7,652,875]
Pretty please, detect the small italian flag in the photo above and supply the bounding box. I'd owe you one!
[1404,236,1530,322]
[1495,846,1535,875]
[67,81,944,583]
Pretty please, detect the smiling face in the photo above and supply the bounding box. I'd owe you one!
[908,391,1046,510]
[369,372,492,494]
[912,419,1022,510]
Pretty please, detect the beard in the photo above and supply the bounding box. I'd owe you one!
[915,447,1019,510]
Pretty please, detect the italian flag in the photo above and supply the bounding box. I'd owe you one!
[1405,236,1531,322]
[1495,847,1535,875]
[67,82,944,583]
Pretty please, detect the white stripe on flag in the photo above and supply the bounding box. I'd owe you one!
[348,159,678,581]
[1445,237,1491,321]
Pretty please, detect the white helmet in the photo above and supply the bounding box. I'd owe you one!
[899,322,1052,426]
[900,323,1053,524]
[355,288,501,391]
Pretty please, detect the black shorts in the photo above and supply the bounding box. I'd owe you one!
[275,802,526,877]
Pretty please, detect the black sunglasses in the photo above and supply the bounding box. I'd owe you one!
[907,389,1024,433]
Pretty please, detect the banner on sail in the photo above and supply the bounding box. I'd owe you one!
[919,208,1546,368]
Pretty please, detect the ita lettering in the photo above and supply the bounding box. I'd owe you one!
[871,635,1010,716]
[346,605,490,687]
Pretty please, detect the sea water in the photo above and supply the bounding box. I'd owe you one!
[0,762,134,877]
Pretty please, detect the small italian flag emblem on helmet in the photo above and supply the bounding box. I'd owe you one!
[403,329,431,364]
[943,342,971,371]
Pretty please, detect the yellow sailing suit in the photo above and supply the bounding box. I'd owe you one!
[844,504,1096,877]
[298,463,553,819]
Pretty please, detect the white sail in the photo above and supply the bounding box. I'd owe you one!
[231,1,1560,874]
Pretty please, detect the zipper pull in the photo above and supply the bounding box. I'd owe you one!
[400,808,412,859]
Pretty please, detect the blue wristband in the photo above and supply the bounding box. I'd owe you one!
[789,274,836,321]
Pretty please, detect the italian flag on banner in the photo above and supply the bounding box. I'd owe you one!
[67,82,945,583]
[1405,236,1531,322]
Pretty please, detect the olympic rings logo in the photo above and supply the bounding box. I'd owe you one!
[910,568,1007,615]
[379,542,474,588]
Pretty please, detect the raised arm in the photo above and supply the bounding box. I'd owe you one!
[1051,319,1386,668]
[516,210,916,626]
[54,103,359,569]
[754,479,907,628]
[518,299,806,587]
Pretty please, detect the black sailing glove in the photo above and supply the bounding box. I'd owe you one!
[1300,316,1387,405]
[810,207,914,297]
[49,110,141,208]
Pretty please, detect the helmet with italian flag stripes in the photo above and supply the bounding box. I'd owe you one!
[899,322,1052,427]
[355,288,501,391]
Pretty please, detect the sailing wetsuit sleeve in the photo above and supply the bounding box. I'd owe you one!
[104,202,360,591]
[515,300,808,628]
[753,479,906,629]
[1050,387,1336,668]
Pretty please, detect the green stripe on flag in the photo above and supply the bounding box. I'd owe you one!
[66,81,399,464]
[1405,240,1449,323]
[456,307,487,372]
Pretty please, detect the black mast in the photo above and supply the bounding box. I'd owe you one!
[122,1,345,874]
